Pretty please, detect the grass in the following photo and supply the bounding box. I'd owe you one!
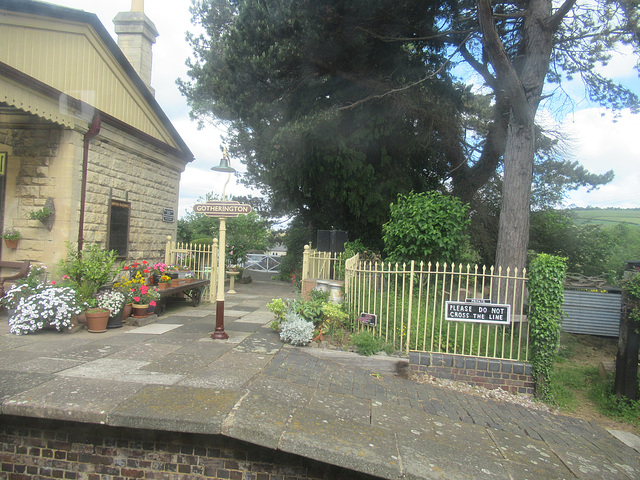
[550,333,640,431]
[570,207,640,227]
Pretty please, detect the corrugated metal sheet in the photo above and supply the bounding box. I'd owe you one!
[562,290,621,337]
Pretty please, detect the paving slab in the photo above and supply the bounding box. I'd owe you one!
[309,390,372,426]
[280,407,402,480]
[106,342,182,361]
[0,370,53,402]
[108,384,242,434]
[607,428,640,453]
[57,357,183,385]
[139,353,214,376]
[125,323,183,335]
[223,393,293,450]
[172,337,236,358]
[179,350,273,389]
[2,376,144,424]
[7,357,84,374]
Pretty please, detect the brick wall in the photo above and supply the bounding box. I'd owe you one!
[0,416,380,480]
[409,352,535,395]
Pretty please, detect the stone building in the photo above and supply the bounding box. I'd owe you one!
[0,0,193,274]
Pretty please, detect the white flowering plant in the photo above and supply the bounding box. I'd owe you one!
[279,312,314,346]
[1,265,48,309]
[8,285,82,335]
[96,290,125,315]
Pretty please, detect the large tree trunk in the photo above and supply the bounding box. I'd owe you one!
[495,120,535,271]
[477,0,561,273]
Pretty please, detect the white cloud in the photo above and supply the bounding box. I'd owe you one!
[562,108,640,208]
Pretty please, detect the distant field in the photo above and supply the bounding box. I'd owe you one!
[568,208,640,227]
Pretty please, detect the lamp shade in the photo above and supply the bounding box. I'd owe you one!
[211,156,236,173]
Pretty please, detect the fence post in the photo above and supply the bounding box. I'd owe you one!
[164,236,172,265]
[302,244,310,280]
[405,260,415,353]
[210,238,218,302]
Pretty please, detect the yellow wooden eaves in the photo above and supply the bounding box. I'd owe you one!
[0,11,178,148]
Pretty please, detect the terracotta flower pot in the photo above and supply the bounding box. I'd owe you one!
[158,283,169,290]
[132,304,149,318]
[3,238,18,249]
[122,303,133,321]
[85,308,110,333]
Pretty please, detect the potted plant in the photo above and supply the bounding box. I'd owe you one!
[2,229,21,249]
[83,297,110,333]
[58,242,121,303]
[2,267,82,335]
[97,289,126,329]
[158,275,172,290]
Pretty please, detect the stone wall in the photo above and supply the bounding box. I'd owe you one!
[0,416,378,480]
[0,118,183,271]
[409,352,535,395]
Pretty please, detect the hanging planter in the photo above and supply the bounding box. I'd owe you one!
[29,197,55,231]
[2,229,21,249]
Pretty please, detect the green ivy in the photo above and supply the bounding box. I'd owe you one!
[623,272,640,324]
[528,254,567,401]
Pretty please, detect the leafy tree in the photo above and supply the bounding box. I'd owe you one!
[382,191,470,264]
[438,0,639,272]
[182,0,636,269]
[181,0,464,245]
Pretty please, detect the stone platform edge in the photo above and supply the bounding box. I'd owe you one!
[409,351,535,395]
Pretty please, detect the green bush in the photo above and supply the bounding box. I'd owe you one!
[382,191,470,264]
[351,330,384,356]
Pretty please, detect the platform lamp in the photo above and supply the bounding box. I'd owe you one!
[210,148,235,339]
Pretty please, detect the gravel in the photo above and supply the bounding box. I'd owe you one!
[412,372,556,413]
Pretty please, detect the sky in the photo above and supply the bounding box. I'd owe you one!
[47,0,639,214]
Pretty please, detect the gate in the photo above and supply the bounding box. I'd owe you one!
[243,254,281,273]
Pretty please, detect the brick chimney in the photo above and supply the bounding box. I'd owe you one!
[113,0,159,95]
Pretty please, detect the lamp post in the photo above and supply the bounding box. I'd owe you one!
[210,148,235,340]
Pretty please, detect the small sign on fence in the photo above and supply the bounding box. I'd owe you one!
[358,313,377,327]
[445,300,511,325]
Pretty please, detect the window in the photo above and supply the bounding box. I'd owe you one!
[108,200,130,257]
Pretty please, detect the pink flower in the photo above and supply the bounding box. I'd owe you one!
[62,275,70,280]
[134,296,141,303]
[50,281,56,285]
[150,300,156,307]
[140,285,149,295]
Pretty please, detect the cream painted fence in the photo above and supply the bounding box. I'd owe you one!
[344,256,529,359]
[163,236,218,302]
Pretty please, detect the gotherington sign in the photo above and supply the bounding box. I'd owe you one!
[193,201,253,218]
[445,300,511,325]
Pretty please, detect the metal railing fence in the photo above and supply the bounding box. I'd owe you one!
[344,257,529,360]
[164,236,218,302]
[301,245,345,281]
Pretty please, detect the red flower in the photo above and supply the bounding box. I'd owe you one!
[150,300,156,307]
[142,261,148,264]
[124,266,129,270]
[133,296,141,303]
[50,280,56,285]
[144,269,149,274]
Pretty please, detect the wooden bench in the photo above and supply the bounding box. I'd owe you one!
[155,278,210,316]
[0,260,30,298]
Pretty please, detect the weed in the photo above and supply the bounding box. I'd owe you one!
[351,330,384,356]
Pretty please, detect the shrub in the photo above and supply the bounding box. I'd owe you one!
[279,312,314,346]
[383,191,470,264]
[351,330,384,356]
